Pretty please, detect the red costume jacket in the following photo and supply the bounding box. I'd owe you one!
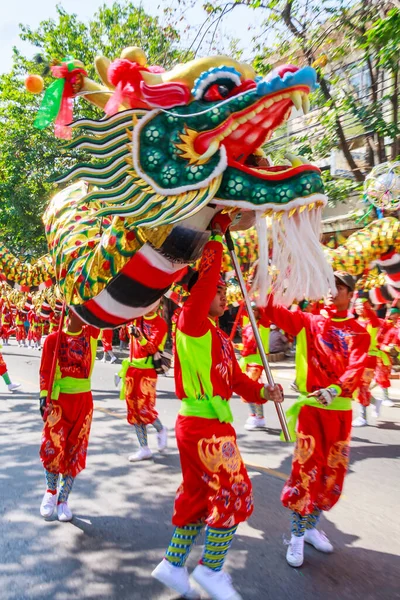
[174,236,264,406]
[129,314,168,369]
[264,300,370,398]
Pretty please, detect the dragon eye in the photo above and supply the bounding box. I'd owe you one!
[203,83,232,102]
[192,66,242,101]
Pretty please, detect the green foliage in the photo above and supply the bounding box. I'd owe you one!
[201,1,400,203]
[0,2,182,254]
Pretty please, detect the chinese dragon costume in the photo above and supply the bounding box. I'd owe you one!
[3,48,337,326]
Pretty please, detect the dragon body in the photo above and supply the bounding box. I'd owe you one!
[328,216,400,302]
[4,50,336,326]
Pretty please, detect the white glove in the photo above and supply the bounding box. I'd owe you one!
[307,386,338,406]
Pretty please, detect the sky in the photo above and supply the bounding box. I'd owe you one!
[0,0,260,74]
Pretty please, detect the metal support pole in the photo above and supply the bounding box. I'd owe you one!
[225,229,290,442]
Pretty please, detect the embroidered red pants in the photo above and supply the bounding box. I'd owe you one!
[281,405,352,516]
[356,355,377,407]
[102,330,113,353]
[375,357,391,389]
[125,366,158,426]
[40,391,93,477]
[172,415,253,528]
[16,325,26,343]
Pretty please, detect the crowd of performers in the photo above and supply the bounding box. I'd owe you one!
[2,212,400,600]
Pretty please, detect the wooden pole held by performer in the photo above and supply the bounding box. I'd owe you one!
[225,229,290,442]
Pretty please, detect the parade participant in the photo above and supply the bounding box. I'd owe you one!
[376,307,400,408]
[118,324,128,350]
[239,304,270,430]
[1,306,12,345]
[118,308,168,462]
[49,311,60,334]
[0,350,21,392]
[152,213,283,600]
[100,329,117,363]
[29,310,43,350]
[269,324,290,354]
[15,309,27,347]
[262,272,369,568]
[39,310,99,522]
[352,299,387,426]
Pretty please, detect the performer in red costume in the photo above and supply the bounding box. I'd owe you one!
[263,272,369,568]
[39,310,99,522]
[352,299,390,426]
[152,213,283,600]
[118,308,169,462]
[239,305,270,430]
[100,329,117,363]
[1,306,13,345]
[15,309,27,347]
[375,307,400,409]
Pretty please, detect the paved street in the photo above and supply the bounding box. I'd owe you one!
[0,343,399,600]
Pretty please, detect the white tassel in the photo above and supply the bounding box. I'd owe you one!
[254,213,269,302]
[254,206,336,306]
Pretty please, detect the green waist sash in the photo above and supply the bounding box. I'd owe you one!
[52,376,91,401]
[283,394,352,443]
[179,396,233,423]
[117,357,153,400]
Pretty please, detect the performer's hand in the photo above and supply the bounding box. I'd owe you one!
[264,383,284,403]
[307,387,338,407]
[39,396,47,421]
[129,325,142,339]
[210,210,240,234]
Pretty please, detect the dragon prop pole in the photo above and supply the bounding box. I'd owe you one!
[46,302,66,404]
[225,229,290,442]
[229,302,244,342]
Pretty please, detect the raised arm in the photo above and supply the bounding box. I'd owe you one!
[263,296,307,337]
[178,234,224,337]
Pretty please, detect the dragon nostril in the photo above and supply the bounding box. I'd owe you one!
[264,64,299,82]
[276,64,299,78]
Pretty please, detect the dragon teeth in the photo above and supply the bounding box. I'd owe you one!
[302,95,310,114]
[198,140,220,161]
[291,90,302,110]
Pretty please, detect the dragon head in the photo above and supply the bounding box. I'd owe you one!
[44,49,334,304]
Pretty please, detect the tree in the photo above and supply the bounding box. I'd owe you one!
[0,2,182,255]
[201,1,400,193]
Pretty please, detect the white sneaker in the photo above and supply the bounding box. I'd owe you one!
[382,399,395,407]
[244,416,265,431]
[192,564,242,600]
[40,491,58,519]
[286,534,304,567]
[100,357,107,363]
[114,374,121,387]
[152,559,200,599]
[371,399,382,418]
[157,427,168,452]
[128,446,153,462]
[352,416,368,427]
[57,501,73,522]
[110,355,117,364]
[304,528,333,553]
[8,383,21,392]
